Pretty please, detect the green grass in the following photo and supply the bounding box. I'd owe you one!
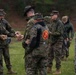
[3,38,75,75]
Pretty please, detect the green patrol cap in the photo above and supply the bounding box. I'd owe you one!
[34,13,44,20]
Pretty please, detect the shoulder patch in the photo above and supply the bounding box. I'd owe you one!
[42,30,49,40]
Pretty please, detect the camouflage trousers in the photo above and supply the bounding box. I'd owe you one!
[62,40,70,58]
[0,45,12,74]
[25,53,47,75]
[47,40,63,70]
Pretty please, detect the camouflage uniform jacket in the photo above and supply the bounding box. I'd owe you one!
[49,18,64,44]
[22,17,34,49]
[0,19,15,47]
[23,21,49,57]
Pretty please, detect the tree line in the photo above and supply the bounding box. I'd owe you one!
[0,0,76,16]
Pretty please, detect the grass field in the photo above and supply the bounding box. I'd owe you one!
[3,38,75,75]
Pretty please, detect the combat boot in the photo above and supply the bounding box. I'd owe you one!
[7,69,17,74]
[47,67,52,73]
[53,69,61,75]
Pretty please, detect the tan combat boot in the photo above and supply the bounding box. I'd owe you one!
[53,69,61,75]
[7,69,17,74]
[47,67,52,74]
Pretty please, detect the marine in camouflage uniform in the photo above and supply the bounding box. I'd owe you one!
[44,16,51,26]
[24,18,35,41]
[0,9,17,75]
[22,11,49,75]
[22,5,36,75]
[47,11,64,74]
[23,5,35,44]
[61,16,74,60]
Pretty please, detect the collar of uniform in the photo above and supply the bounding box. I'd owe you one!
[53,18,59,22]
[26,16,34,21]
[35,21,45,27]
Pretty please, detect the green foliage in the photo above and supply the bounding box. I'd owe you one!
[3,4,9,11]
[0,0,76,16]
[35,4,51,15]
[14,0,25,15]
[44,0,53,4]
[0,0,1,2]
[56,0,76,15]
[0,0,9,11]
[34,0,53,4]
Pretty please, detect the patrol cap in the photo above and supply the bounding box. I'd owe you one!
[34,13,44,20]
[44,16,51,20]
[24,5,35,16]
[50,10,59,16]
[0,9,6,16]
[44,16,51,22]
[62,16,68,23]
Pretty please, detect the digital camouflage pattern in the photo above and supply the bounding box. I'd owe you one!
[29,23,49,57]
[23,17,49,75]
[44,16,51,28]
[47,18,64,70]
[0,19,15,46]
[22,17,34,49]
[49,18,64,44]
[0,19,15,75]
